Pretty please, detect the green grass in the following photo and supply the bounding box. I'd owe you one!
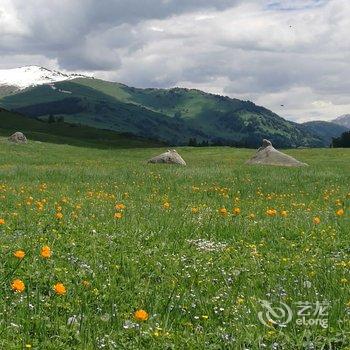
[0,140,349,349]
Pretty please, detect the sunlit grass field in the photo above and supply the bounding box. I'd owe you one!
[0,139,349,349]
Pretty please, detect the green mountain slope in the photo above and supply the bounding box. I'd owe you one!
[0,85,18,98]
[302,121,349,146]
[0,107,162,149]
[0,78,323,147]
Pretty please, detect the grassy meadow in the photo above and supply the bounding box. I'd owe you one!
[0,139,349,349]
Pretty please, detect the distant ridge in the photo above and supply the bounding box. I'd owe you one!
[302,120,348,146]
[332,114,350,129]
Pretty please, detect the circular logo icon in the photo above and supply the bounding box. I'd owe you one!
[258,300,293,327]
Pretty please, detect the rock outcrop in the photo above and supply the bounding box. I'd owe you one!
[246,139,307,167]
[148,149,186,165]
[8,132,27,144]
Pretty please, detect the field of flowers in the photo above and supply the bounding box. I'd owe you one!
[0,138,349,349]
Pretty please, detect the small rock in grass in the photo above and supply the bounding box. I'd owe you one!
[148,149,186,166]
[8,131,27,144]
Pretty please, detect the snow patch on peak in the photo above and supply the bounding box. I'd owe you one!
[332,114,350,129]
[0,66,90,89]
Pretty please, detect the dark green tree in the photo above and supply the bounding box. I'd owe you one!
[332,131,350,147]
[188,137,198,146]
[48,114,56,123]
[174,111,182,119]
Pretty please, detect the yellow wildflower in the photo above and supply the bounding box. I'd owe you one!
[134,309,149,321]
[40,245,52,258]
[54,283,67,295]
[14,250,25,259]
[11,279,25,293]
[313,216,321,225]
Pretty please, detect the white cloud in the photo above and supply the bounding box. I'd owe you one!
[0,0,349,121]
[0,0,28,35]
[311,100,333,108]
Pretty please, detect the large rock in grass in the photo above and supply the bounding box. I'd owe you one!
[8,132,27,144]
[148,149,186,166]
[246,139,307,167]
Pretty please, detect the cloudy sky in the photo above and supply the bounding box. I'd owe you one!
[0,0,349,122]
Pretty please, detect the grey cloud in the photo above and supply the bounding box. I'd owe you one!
[85,0,240,25]
[1,0,241,70]
[0,0,349,121]
[265,0,329,11]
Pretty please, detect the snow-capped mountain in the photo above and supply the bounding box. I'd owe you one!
[0,66,88,90]
[332,114,350,129]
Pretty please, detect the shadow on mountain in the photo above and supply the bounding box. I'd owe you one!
[0,108,163,149]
